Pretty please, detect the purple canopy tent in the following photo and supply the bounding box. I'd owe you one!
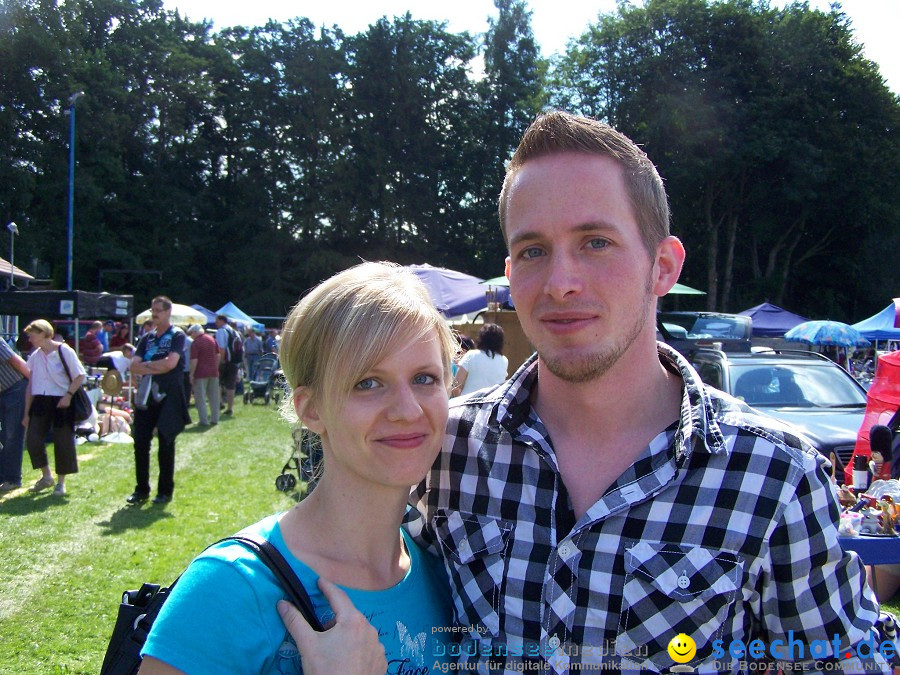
[405,264,509,317]
[738,303,808,338]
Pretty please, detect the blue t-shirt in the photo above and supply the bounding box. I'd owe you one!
[142,514,457,674]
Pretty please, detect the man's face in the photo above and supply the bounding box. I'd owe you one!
[504,152,679,383]
[150,302,171,327]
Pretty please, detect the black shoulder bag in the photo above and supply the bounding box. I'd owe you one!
[58,346,93,423]
[99,532,325,675]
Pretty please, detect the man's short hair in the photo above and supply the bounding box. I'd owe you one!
[498,110,670,257]
[216,314,228,324]
[187,324,203,335]
[90,320,103,331]
[122,343,135,354]
[152,296,173,311]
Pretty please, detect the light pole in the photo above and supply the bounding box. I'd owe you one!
[6,221,18,289]
[66,90,84,291]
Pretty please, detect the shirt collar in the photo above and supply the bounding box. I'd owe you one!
[495,343,728,458]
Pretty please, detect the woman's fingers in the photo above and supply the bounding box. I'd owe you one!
[277,578,386,675]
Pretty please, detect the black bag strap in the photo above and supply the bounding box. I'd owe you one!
[221,533,325,632]
[58,344,76,384]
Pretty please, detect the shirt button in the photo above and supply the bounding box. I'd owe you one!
[459,538,469,551]
[549,635,561,649]
[559,544,571,557]
[677,573,691,590]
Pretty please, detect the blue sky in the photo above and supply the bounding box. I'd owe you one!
[163,0,898,93]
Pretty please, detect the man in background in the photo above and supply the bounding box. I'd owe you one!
[188,324,219,427]
[0,338,30,491]
[127,296,190,505]
[214,314,239,416]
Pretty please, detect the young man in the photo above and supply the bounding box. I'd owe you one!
[403,112,886,672]
[214,314,239,416]
[127,296,190,505]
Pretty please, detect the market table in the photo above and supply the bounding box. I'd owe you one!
[840,536,900,565]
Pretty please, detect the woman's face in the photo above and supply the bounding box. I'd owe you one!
[27,330,50,349]
[301,329,450,494]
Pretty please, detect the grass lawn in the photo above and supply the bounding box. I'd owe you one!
[0,402,297,674]
[2,402,898,673]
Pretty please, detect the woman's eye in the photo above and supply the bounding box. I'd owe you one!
[355,378,379,391]
[412,373,436,385]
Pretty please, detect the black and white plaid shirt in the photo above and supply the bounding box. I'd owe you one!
[408,344,886,674]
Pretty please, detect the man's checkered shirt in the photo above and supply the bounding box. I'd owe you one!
[407,344,884,674]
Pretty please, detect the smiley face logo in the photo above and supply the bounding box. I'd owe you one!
[667,633,696,663]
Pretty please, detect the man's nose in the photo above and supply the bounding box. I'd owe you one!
[543,252,583,301]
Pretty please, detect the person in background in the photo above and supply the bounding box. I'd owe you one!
[243,327,263,380]
[110,323,131,349]
[23,319,85,497]
[0,337,30,492]
[264,328,279,355]
[140,262,457,674]
[98,319,114,352]
[187,324,220,427]
[181,327,193,406]
[126,297,190,505]
[79,320,104,366]
[214,315,239,416]
[451,323,508,397]
[97,343,135,377]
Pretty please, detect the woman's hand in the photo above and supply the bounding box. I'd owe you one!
[278,578,386,675]
[57,393,71,409]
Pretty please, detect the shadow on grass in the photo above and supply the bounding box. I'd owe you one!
[0,492,71,515]
[96,504,174,535]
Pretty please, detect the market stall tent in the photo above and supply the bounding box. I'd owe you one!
[844,350,900,484]
[852,299,900,341]
[738,302,808,338]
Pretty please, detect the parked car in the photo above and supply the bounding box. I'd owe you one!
[690,348,868,482]
[657,311,752,359]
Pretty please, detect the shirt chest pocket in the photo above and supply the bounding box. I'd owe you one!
[432,511,513,638]
[617,542,743,671]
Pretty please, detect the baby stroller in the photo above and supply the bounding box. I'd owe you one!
[243,353,284,405]
[275,427,322,497]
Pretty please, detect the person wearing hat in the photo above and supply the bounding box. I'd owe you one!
[188,324,220,427]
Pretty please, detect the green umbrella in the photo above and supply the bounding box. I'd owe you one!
[480,276,510,287]
[667,282,705,295]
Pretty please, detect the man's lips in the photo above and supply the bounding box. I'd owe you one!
[538,312,597,333]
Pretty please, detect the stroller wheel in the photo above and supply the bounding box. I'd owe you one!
[243,393,249,404]
[275,473,297,492]
[264,392,270,405]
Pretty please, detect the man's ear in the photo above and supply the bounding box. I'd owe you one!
[293,386,325,436]
[651,236,686,297]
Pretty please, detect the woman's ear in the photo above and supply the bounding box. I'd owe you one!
[293,386,325,435]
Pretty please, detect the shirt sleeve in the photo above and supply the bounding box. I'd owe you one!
[60,344,87,377]
[760,451,884,662]
[142,555,282,674]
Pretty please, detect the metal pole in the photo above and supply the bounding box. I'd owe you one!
[66,91,84,292]
[7,222,17,289]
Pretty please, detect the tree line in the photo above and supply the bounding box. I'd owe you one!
[1,0,897,321]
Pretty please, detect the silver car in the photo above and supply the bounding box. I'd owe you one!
[690,349,867,480]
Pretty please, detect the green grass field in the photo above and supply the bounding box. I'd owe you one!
[2,402,897,673]
[0,402,297,674]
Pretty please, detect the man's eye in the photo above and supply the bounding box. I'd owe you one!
[588,238,609,250]
[521,247,544,259]
[412,373,437,385]
[355,378,379,390]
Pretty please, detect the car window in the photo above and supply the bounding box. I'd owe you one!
[729,363,866,408]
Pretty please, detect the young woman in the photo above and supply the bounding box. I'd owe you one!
[451,322,508,397]
[140,262,458,674]
[23,319,86,496]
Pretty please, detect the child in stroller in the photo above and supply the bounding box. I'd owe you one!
[242,353,283,405]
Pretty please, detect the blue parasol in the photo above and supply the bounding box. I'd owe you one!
[783,320,870,348]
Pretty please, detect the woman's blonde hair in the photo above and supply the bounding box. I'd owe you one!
[24,319,54,338]
[279,261,457,422]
